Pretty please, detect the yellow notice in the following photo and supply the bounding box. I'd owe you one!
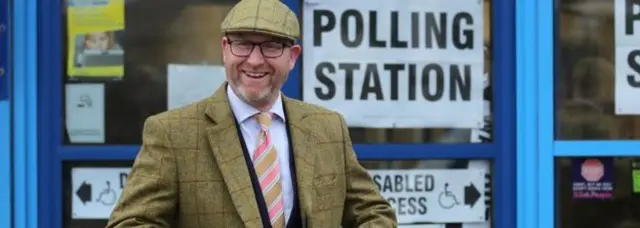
[67,0,124,79]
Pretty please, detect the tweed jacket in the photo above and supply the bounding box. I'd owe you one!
[105,84,397,228]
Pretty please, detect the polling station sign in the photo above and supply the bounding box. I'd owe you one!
[302,0,485,128]
[615,0,640,114]
[369,169,486,224]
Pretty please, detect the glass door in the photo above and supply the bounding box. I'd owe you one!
[536,0,640,227]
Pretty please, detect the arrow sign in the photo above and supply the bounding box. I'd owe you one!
[369,169,486,223]
[464,182,481,208]
[76,181,92,205]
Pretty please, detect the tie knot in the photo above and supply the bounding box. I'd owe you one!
[255,112,272,128]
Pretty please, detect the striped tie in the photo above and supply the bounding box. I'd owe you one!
[253,112,285,228]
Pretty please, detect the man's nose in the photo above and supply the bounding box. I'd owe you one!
[246,46,266,65]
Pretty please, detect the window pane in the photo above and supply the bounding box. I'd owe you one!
[361,159,493,227]
[301,0,493,144]
[555,0,640,140]
[63,0,236,144]
[555,157,640,228]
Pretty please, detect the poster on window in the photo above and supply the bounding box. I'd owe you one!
[302,0,484,128]
[66,0,125,80]
[369,169,487,223]
[615,0,640,114]
[571,158,614,201]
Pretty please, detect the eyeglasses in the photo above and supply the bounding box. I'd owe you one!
[227,39,289,58]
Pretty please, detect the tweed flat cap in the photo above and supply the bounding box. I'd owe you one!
[221,0,300,42]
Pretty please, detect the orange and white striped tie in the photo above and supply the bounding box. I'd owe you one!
[253,112,285,228]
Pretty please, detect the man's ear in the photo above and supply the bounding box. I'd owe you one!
[288,44,301,70]
[221,37,229,63]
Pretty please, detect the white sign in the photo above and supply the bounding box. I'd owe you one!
[65,84,105,143]
[400,225,444,228]
[302,0,485,128]
[369,169,486,223]
[167,64,227,109]
[615,0,640,114]
[71,167,131,219]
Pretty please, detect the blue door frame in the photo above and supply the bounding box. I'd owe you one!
[27,0,516,227]
[11,0,39,227]
[1,0,13,227]
[515,0,551,227]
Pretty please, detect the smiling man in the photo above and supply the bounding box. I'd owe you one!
[105,0,396,227]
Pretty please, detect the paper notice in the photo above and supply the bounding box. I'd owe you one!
[66,0,125,79]
[65,83,106,143]
[167,64,227,109]
[399,225,444,228]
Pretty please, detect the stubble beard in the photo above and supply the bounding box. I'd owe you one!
[233,82,275,109]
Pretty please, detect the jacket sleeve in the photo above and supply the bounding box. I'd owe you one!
[338,115,398,228]
[106,115,178,228]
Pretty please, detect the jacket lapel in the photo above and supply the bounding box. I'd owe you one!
[204,84,261,227]
[283,97,317,222]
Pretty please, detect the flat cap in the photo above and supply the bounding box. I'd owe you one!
[221,0,300,42]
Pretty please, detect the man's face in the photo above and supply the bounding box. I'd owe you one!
[222,32,301,109]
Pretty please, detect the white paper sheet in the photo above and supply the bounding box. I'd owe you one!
[302,0,485,128]
[167,64,227,109]
[65,83,106,143]
[614,0,640,114]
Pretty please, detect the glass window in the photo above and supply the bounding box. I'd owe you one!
[555,0,640,140]
[62,0,237,144]
[362,159,493,227]
[555,157,640,228]
[301,0,494,144]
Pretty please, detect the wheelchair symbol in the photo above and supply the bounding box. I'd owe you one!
[96,181,117,206]
[438,183,460,209]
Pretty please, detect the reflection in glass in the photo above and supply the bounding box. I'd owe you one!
[555,157,640,228]
[555,0,640,140]
[361,159,493,228]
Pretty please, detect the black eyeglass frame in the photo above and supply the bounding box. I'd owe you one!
[226,37,293,58]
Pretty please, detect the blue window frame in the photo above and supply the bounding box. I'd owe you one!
[35,0,516,228]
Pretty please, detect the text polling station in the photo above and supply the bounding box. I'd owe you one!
[303,0,485,128]
[615,0,640,114]
[369,169,487,224]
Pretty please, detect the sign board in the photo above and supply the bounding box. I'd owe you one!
[615,0,640,114]
[400,225,444,228]
[571,158,614,200]
[65,83,106,143]
[66,0,125,79]
[71,167,131,219]
[302,0,485,128]
[369,169,486,223]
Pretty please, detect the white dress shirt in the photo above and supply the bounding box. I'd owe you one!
[226,85,293,223]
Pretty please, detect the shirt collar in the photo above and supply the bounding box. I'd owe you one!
[226,84,286,123]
